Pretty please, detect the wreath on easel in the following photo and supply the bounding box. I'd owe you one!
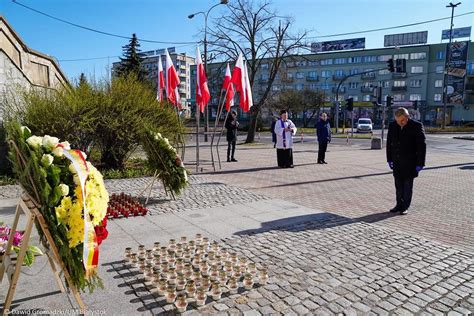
[141,129,188,198]
[6,122,109,293]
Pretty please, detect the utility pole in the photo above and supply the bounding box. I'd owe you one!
[442,2,461,129]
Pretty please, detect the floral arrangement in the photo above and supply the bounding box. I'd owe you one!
[0,221,43,266]
[6,123,109,293]
[141,130,188,196]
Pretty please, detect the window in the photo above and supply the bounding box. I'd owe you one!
[334,58,346,64]
[348,56,362,63]
[348,95,359,101]
[286,61,295,68]
[349,69,359,75]
[284,84,294,90]
[436,51,445,60]
[434,94,442,102]
[393,80,406,87]
[296,83,304,90]
[321,70,332,78]
[409,94,422,101]
[296,72,305,79]
[261,63,269,69]
[467,62,474,75]
[410,52,426,60]
[435,65,444,74]
[297,60,307,67]
[321,59,333,65]
[378,69,390,75]
[393,94,405,101]
[411,66,423,73]
[434,80,443,88]
[272,85,281,91]
[378,55,392,62]
[363,56,377,63]
[307,71,317,78]
[308,60,319,66]
[335,69,345,77]
[410,80,422,88]
[286,72,294,78]
[309,83,318,90]
[378,81,390,88]
[363,95,371,101]
[321,82,330,90]
[394,53,409,60]
[261,73,269,80]
[349,82,359,89]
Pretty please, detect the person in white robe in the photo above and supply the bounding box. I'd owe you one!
[274,109,297,168]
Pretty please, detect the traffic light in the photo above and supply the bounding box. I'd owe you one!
[386,95,393,107]
[346,98,354,111]
[413,100,419,110]
[387,58,395,72]
[396,58,406,73]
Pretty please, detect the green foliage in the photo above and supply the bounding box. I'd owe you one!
[102,158,155,179]
[0,122,12,176]
[116,33,148,82]
[12,245,43,267]
[7,74,184,171]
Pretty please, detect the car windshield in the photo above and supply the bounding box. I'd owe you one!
[359,119,371,124]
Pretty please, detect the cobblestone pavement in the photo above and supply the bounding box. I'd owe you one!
[188,140,474,252]
[110,217,474,315]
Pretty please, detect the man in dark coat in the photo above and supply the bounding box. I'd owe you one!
[225,110,239,162]
[387,107,426,215]
[316,113,331,164]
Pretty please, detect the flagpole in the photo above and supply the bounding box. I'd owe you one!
[211,88,226,171]
[196,106,200,173]
[216,88,230,170]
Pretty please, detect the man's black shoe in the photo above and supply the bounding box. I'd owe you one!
[231,158,238,162]
[323,161,328,164]
[227,158,231,162]
[389,206,402,213]
[400,209,408,215]
[317,161,323,164]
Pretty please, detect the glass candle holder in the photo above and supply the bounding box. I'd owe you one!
[130,253,138,266]
[239,257,248,269]
[166,285,177,303]
[152,242,161,252]
[200,275,211,291]
[247,262,257,275]
[195,233,203,243]
[168,239,177,250]
[153,255,161,267]
[218,271,228,286]
[199,261,209,274]
[144,264,154,281]
[243,273,254,290]
[160,246,168,256]
[233,265,242,279]
[258,268,269,285]
[211,242,220,252]
[138,244,145,255]
[224,261,233,275]
[196,287,207,306]
[207,251,215,261]
[175,293,188,313]
[219,248,228,260]
[210,265,219,281]
[230,253,238,264]
[124,247,132,260]
[146,249,153,260]
[192,269,201,281]
[211,281,222,300]
[138,258,146,273]
[180,236,188,243]
[157,278,168,296]
[176,275,186,291]
[185,280,196,298]
[228,276,239,294]
[168,267,177,285]
[202,237,210,249]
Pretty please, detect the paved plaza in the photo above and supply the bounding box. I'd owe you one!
[1,135,473,315]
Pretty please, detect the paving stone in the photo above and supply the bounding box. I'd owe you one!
[258,305,275,315]
[214,303,229,311]
[243,310,261,316]
[353,302,371,313]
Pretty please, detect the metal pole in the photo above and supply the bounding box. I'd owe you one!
[204,15,209,142]
[196,107,200,173]
[351,111,354,138]
[381,104,386,148]
[442,2,461,129]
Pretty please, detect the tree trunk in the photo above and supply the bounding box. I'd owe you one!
[245,104,260,143]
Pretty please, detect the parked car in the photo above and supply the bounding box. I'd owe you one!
[356,118,373,133]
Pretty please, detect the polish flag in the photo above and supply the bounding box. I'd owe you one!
[231,53,246,110]
[165,49,181,107]
[196,47,210,113]
[156,56,165,101]
[243,61,253,112]
[222,63,234,111]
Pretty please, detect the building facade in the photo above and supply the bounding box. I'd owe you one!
[198,41,474,125]
[112,48,195,116]
[0,16,69,122]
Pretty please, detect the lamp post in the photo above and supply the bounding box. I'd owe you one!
[188,0,228,142]
[442,2,461,129]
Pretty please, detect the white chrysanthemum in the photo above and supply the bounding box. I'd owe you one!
[58,184,69,196]
[59,141,71,150]
[42,135,59,149]
[52,146,64,157]
[41,154,54,167]
[26,136,43,150]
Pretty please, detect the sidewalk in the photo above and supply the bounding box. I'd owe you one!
[1,141,473,315]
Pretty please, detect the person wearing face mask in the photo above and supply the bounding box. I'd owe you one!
[274,109,297,168]
[386,107,426,215]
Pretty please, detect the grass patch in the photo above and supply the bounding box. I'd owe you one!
[0,176,17,186]
[101,158,155,179]
[426,127,474,133]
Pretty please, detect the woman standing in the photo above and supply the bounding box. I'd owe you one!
[225,110,239,162]
[274,110,297,168]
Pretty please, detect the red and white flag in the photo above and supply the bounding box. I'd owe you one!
[222,63,234,111]
[165,49,181,107]
[196,47,211,113]
[156,56,165,101]
[243,61,253,112]
[231,53,246,110]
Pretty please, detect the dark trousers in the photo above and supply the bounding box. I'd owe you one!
[318,141,328,162]
[227,141,236,159]
[277,148,293,167]
[394,176,414,210]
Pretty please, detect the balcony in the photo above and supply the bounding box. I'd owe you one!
[306,76,319,82]
[281,77,294,83]
[392,86,408,92]
[332,87,345,93]
[361,73,376,80]
[392,73,407,79]
[361,87,373,93]
[333,74,346,81]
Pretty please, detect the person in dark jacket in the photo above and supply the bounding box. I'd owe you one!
[270,117,278,148]
[225,110,239,162]
[316,113,331,164]
[387,107,426,215]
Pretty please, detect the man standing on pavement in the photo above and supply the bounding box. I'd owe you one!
[274,109,297,168]
[387,107,426,215]
[225,110,239,162]
[316,113,331,164]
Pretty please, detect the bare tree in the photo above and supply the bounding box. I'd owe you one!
[208,0,307,143]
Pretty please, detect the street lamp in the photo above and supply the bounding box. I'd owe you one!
[442,2,461,129]
[188,0,229,142]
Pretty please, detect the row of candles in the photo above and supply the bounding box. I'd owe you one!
[108,193,148,218]
[123,234,269,312]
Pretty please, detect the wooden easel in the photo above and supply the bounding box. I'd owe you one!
[139,170,176,205]
[0,194,87,315]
